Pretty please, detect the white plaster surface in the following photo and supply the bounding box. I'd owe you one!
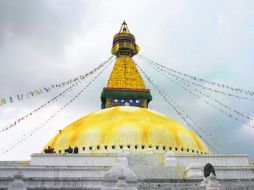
[205,174,224,190]
[101,157,138,190]
[185,163,203,179]
[0,153,253,190]
[30,153,118,166]
[164,151,177,167]
[7,172,27,190]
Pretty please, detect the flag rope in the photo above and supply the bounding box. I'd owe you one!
[0,56,114,133]
[0,56,113,107]
[0,58,114,156]
[143,60,254,129]
[139,55,254,99]
[135,61,221,154]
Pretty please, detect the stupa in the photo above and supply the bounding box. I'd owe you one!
[43,21,208,156]
[0,22,253,190]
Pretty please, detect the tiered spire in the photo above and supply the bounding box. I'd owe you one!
[101,22,152,109]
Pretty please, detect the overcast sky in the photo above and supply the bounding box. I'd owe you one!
[0,0,253,161]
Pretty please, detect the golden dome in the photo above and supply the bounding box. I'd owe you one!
[43,106,209,155]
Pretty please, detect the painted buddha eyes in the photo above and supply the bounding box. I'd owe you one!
[130,99,140,103]
[113,99,140,104]
[114,99,124,103]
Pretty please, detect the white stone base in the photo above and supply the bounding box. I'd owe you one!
[0,153,253,190]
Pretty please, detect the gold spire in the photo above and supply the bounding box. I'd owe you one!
[101,22,152,109]
[107,56,146,89]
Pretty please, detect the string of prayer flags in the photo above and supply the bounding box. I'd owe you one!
[0,57,114,133]
[139,55,254,98]
[0,57,113,156]
[147,61,254,129]
[135,62,222,153]
[0,56,114,107]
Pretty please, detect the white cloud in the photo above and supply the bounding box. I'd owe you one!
[239,119,254,137]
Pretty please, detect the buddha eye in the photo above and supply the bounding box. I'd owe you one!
[129,99,140,104]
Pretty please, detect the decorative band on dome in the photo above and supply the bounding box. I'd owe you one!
[44,144,209,155]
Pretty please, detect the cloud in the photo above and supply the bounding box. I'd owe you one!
[239,119,254,137]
